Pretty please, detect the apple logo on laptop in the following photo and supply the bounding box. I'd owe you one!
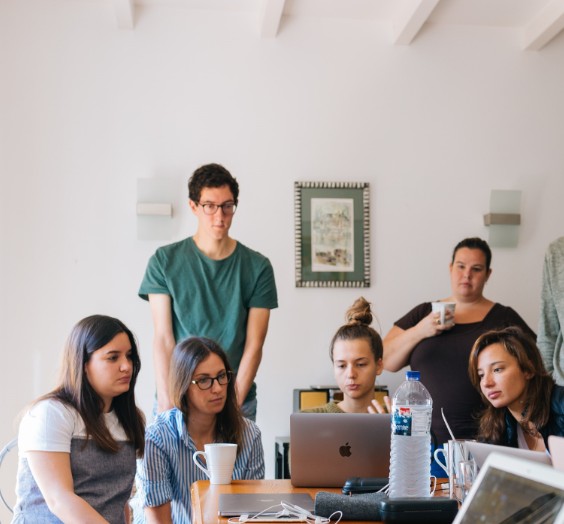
[339,442,352,457]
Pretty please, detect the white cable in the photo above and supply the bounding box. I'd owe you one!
[227,501,343,523]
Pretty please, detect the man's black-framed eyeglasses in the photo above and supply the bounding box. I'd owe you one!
[197,202,237,216]
[191,371,233,390]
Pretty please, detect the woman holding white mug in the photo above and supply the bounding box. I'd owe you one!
[134,337,264,523]
[383,238,535,447]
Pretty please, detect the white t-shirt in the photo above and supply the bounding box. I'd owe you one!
[13,398,137,524]
[18,398,128,454]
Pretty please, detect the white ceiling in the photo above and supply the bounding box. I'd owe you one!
[111,0,564,50]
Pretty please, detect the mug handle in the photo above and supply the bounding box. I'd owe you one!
[192,451,210,478]
[433,447,449,476]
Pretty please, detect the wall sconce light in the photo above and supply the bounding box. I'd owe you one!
[136,202,172,217]
[483,190,521,248]
[137,178,174,241]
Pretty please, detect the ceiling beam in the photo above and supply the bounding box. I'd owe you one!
[392,0,441,45]
[113,0,135,30]
[522,0,564,51]
[259,0,286,38]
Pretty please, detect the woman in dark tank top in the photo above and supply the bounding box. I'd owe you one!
[382,238,534,459]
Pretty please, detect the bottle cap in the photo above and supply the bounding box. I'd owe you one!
[406,370,420,380]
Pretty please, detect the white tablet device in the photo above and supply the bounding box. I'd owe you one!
[453,451,564,524]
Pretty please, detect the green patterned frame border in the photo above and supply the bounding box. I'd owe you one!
[294,181,370,288]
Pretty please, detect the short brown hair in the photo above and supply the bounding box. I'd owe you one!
[188,163,239,204]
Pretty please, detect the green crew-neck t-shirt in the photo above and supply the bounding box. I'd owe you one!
[139,237,278,402]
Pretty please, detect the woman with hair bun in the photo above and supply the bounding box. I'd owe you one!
[302,297,390,414]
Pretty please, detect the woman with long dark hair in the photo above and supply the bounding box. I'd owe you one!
[12,315,145,523]
[134,337,264,523]
[468,326,564,450]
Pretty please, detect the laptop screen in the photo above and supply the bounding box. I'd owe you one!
[455,453,564,524]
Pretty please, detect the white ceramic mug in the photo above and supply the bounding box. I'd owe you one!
[433,439,473,499]
[432,302,456,327]
[192,443,237,485]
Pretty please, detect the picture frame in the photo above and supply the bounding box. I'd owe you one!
[294,181,370,288]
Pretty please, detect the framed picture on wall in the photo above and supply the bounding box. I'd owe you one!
[294,181,370,288]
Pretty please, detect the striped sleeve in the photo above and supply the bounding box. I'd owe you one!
[234,419,265,480]
[138,424,175,507]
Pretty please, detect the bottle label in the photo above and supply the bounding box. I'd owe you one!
[392,407,430,436]
[392,407,412,436]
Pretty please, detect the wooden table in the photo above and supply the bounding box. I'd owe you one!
[190,479,450,524]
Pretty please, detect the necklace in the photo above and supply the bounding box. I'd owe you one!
[525,432,540,451]
[522,423,545,452]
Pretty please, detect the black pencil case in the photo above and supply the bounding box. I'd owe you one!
[342,477,389,495]
[379,497,458,523]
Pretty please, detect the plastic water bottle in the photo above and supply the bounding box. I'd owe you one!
[389,370,433,498]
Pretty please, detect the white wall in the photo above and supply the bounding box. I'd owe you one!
[2,0,564,517]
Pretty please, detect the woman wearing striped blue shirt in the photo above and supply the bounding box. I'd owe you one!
[134,337,265,523]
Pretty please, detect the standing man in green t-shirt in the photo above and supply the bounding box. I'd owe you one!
[139,163,278,420]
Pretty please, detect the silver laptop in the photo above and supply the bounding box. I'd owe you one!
[466,440,552,469]
[453,452,564,524]
[290,412,391,487]
[218,492,314,517]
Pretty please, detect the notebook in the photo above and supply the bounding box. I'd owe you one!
[290,412,391,487]
[466,441,552,469]
[453,451,564,523]
[549,435,564,472]
[218,492,314,517]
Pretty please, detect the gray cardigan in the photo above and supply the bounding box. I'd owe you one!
[539,237,564,385]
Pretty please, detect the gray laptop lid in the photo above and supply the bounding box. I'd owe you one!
[290,412,391,488]
[218,493,314,517]
[466,441,552,469]
[549,435,564,472]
